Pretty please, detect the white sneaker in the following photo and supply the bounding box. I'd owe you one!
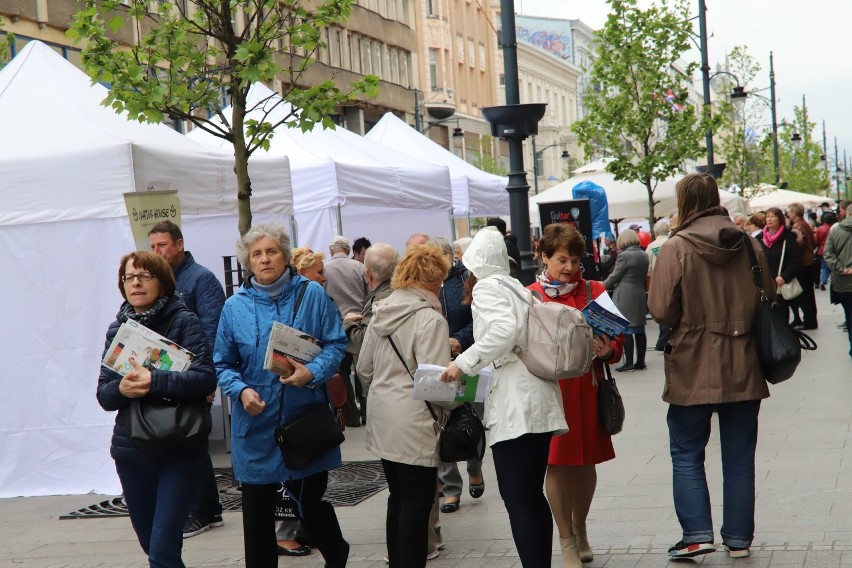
[724,545,750,558]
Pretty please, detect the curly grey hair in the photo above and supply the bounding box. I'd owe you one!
[364,243,399,284]
[236,223,292,271]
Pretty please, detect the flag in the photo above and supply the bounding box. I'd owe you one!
[664,89,684,112]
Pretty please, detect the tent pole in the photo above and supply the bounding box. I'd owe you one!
[289,215,298,247]
[336,204,343,235]
[467,214,471,237]
[450,216,457,242]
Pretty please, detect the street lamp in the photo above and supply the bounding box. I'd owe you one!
[530,136,569,194]
[420,118,464,139]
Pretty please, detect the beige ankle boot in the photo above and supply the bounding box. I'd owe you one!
[573,525,593,562]
[559,536,583,568]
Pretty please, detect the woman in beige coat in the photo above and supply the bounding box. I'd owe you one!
[357,245,452,568]
[648,174,775,561]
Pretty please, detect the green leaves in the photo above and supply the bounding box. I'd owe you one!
[573,0,707,223]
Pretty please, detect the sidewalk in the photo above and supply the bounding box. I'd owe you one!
[2,292,851,567]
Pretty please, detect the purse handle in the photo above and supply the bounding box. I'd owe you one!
[741,234,817,351]
[387,335,442,426]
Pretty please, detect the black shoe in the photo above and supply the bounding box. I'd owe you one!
[209,514,223,528]
[615,364,634,372]
[668,541,715,558]
[793,324,818,331]
[633,363,647,370]
[182,514,211,538]
[277,544,312,557]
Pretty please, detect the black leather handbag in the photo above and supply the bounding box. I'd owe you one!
[597,364,624,435]
[388,336,486,463]
[742,234,817,384]
[127,397,211,453]
[274,401,345,470]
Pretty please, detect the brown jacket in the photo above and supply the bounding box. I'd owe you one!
[648,211,776,406]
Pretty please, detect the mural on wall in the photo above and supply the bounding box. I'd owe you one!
[516,16,573,63]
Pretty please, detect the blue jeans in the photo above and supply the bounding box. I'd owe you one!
[820,256,831,286]
[667,400,760,550]
[116,456,203,568]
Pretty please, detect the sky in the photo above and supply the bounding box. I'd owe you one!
[516,0,852,171]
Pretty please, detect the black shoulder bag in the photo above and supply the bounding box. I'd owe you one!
[127,309,213,453]
[587,281,625,435]
[741,234,817,384]
[388,336,486,462]
[274,281,345,470]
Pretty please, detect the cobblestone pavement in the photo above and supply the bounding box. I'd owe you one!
[2,292,850,567]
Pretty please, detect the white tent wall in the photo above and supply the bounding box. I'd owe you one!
[0,217,134,497]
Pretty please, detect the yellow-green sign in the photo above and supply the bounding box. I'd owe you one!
[123,190,182,251]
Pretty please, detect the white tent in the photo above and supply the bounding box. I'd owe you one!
[364,112,510,218]
[530,169,750,226]
[0,42,293,498]
[187,84,456,252]
[749,189,835,211]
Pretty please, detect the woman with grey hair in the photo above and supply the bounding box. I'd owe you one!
[453,237,473,261]
[215,223,350,567]
[603,229,650,371]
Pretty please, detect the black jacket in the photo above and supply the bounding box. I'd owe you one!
[439,261,474,352]
[761,230,801,284]
[98,295,217,463]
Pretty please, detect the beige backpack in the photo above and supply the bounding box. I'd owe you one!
[498,279,595,381]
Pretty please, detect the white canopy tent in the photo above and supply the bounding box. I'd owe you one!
[187,83,455,252]
[364,112,510,218]
[0,41,293,498]
[530,169,749,227]
[749,189,835,211]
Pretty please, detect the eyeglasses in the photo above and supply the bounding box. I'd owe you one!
[122,272,155,284]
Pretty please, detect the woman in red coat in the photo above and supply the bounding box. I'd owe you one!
[527,224,624,568]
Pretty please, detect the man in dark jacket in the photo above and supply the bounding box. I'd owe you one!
[148,221,226,538]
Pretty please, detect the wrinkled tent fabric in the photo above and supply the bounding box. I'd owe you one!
[365,112,509,217]
[0,41,293,497]
[187,83,455,249]
[749,189,835,211]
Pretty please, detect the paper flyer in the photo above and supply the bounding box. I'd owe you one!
[411,364,493,403]
[263,321,322,374]
[582,290,631,337]
[102,320,194,375]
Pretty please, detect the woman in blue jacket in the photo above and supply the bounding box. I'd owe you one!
[215,223,348,568]
[98,251,217,567]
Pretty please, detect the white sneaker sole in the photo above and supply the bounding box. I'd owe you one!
[182,525,210,538]
[725,546,750,558]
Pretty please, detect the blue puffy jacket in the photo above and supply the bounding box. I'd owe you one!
[97,294,217,463]
[173,251,226,353]
[214,270,347,483]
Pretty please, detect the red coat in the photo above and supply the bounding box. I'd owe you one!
[528,280,624,466]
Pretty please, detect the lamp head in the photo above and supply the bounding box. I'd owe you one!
[791,132,803,148]
[730,86,748,113]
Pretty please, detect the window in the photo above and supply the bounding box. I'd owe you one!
[362,40,372,75]
[348,34,354,70]
[427,0,436,17]
[456,34,464,63]
[468,39,475,67]
[335,30,343,67]
[402,52,410,88]
[391,50,400,84]
[375,44,383,78]
[429,49,439,91]
[479,42,486,71]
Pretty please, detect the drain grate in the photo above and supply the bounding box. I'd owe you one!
[61,461,386,520]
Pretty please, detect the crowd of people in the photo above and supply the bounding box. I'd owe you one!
[97,186,852,568]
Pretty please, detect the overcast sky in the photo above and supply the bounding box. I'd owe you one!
[516,0,852,171]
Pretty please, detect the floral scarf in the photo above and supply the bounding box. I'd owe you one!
[116,293,172,328]
[762,224,785,249]
[537,270,579,298]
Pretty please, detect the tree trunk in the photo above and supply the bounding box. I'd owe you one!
[231,90,253,236]
[646,179,656,227]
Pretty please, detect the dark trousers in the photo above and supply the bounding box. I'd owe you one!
[836,290,852,358]
[623,332,647,366]
[491,433,554,568]
[381,460,438,568]
[187,451,223,519]
[338,352,361,420]
[790,263,819,327]
[242,474,348,568]
[656,324,672,350]
[116,455,202,568]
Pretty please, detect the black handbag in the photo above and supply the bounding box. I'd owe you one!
[127,397,212,453]
[273,280,344,470]
[742,234,817,384]
[596,363,624,435]
[388,336,486,463]
[274,401,345,470]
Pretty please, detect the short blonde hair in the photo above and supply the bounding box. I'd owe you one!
[291,247,326,272]
[391,245,450,291]
[616,229,640,251]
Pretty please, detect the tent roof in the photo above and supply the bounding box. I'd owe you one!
[365,112,509,217]
[0,41,292,227]
[749,189,835,211]
[187,83,454,213]
[530,168,749,223]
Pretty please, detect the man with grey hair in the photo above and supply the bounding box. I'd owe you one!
[733,213,748,232]
[342,243,399,424]
[325,236,370,426]
[406,232,430,250]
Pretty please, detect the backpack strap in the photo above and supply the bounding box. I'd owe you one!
[497,278,532,306]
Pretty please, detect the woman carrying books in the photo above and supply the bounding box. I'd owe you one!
[97,251,217,567]
[215,223,349,568]
[527,223,624,568]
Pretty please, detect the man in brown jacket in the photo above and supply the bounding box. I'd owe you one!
[648,173,776,560]
[787,203,818,329]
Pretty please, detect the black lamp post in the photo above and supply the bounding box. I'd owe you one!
[480,0,545,285]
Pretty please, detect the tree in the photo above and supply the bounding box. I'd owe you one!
[713,46,773,190]
[573,0,712,225]
[0,16,14,67]
[69,1,378,235]
[777,104,830,194]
